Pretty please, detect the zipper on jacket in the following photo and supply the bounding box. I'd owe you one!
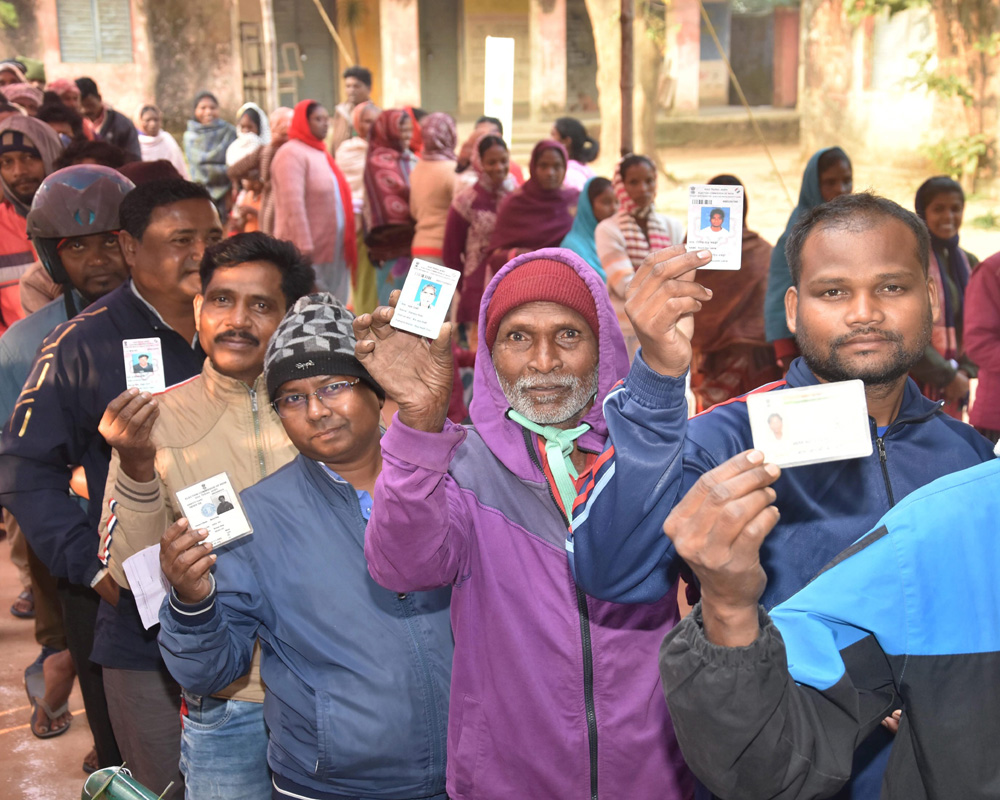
[876,436,895,506]
[249,387,267,479]
[520,425,599,799]
[869,398,944,510]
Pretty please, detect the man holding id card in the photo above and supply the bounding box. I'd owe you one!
[569,193,995,798]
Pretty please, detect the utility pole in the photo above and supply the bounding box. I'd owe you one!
[620,0,634,155]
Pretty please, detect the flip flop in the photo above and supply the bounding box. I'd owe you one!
[29,696,72,739]
[10,589,33,618]
[82,747,98,774]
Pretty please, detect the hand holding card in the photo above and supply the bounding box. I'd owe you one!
[175,472,253,549]
[389,259,461,339]
[685,184,744,270]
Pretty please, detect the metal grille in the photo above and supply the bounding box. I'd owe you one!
[56,0,134,64]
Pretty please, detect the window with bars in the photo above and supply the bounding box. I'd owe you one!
[56,0,134,63]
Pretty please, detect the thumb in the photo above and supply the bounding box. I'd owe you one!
[429,321,454,360]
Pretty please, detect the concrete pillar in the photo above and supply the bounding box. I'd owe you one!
[379,0,421,108]
[529,0,567,119]
[672,0,700,111]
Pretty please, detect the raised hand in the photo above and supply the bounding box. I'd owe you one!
[624,245,714,378]
[353,290,455,433]
[663,450,781,647]
[160,518,215,605]
[98,388,159,482]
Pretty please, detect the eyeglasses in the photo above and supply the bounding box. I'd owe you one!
[271,379,359,418]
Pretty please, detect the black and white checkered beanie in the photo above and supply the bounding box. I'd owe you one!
[263,292,384,401]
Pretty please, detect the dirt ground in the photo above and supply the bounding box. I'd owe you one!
[654,142,1000,260]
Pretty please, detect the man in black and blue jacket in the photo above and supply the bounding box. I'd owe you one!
[0,179,222,789]
[568,193,995,797]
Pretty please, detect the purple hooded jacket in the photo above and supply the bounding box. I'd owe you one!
[365,248,693,800]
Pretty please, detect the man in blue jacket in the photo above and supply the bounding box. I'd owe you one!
[158,293,452,800]
[568,192,995,797]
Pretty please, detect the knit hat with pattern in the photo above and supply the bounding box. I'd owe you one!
[264,292,384,401]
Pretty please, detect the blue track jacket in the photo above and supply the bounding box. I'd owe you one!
[568,353,994,799]
[661,457,1000,799]
[159,454,453,800]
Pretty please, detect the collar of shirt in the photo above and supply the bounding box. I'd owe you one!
[317,462,373,520]
[130,280,199,349]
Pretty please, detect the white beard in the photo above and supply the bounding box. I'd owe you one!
[497,369,599,425]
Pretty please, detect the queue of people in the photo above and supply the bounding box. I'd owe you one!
[0,54,998,800]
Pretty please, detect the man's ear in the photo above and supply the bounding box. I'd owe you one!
[119,230,139,270]
[785,286,798,335]
[193,294,204,335]
[926,275,941,324]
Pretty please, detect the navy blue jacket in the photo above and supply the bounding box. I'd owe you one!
[569,354,993,800]
[0,281,204,668]
[158,454,452,800]
[662,457,1000,799]
[570,355,994,609]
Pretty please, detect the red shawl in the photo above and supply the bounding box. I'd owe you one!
[488,140,578,254]
[290,100,357,272]
[364,109,413,229]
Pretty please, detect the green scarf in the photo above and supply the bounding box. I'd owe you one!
[508,409,591,516]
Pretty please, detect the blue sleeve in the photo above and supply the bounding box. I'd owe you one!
[568,351,718,603]
[157,536,267,697]
[0,332,103,585]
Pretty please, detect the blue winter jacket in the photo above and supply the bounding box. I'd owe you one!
[159,454,453,800]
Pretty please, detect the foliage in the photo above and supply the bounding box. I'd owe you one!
[970,208,1000,230]
[920,133,989,181]
[733,0,800,13]
[905,50,974,105]
[0,2,18,29]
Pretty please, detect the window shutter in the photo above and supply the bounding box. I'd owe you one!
[56,0,134,64]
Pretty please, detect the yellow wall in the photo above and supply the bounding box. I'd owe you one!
[341,0,382,105]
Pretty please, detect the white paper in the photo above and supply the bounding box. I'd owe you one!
[175,471,253,549]
[123,337,166,393]
[122,544,171,630]
[747,379,873,469]
[390,259,461,339]
[685,184,744,270]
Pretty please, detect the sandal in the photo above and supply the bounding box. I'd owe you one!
[82,747,99,774]
[29,695,72,738]
[10,589,33,618]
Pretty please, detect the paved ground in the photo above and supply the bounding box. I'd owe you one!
[0,551,92,800]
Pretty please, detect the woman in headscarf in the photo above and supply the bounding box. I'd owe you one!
[595,153,684,358]
[409,112,458,266]
[763,146,852,369]
[182,91,237,216]
[560,176,617,279]
[259,106,293,235]
[485,139,578,280]
[134,104,189,178]
[444,133,514,336]
[911,175,979,418]
[363,108,416,304]
[689,174,781,410]
[270,99,355,302]
[335,100,381,314]
[225,102,270,182]
[551,116,599,191]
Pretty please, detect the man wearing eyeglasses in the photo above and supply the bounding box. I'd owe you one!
[96,231,313,800]
[156,291,453,800]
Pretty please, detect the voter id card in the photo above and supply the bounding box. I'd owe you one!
[175,472,253,549]
[685,184,744,270]
[746,379,872,468]
[390,259,460,339]
[123,337,165,393]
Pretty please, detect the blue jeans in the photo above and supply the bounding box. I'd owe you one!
[180,693,270,800]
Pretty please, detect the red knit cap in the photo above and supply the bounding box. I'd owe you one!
[485,258,599,351]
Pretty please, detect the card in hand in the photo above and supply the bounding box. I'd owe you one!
[685,184,744,270]
[389,259,460,339]
[747,379,873,469]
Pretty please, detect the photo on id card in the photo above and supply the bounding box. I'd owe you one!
[685,184,744,270]
[746,379,873,469]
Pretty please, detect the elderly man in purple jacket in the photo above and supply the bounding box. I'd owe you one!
[354,247,693,800]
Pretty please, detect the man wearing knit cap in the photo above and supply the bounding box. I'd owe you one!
[158,292,453,800]
[0,115,63,335]
[355,248,693,800]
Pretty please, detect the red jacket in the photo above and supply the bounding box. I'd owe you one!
[0,200,33,336]
[964,251,1000,430]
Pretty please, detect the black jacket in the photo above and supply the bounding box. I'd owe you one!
[99,107,141,162]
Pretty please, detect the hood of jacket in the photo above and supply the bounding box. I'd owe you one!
[469,246,629,482]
